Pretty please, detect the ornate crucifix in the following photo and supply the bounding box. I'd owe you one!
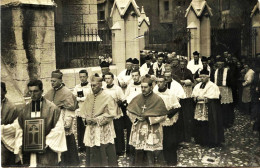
[141,105,147,113]
[29,125,39,145]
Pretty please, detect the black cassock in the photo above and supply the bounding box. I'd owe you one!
[194,99,225,147]
[175,67,195,142]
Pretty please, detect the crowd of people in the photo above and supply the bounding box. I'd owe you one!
[1,50,260,167]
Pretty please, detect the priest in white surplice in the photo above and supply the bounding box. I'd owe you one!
[153,75,181,166]
[187,51,203,75]
[103,72,126,156]
[117,58,133,91]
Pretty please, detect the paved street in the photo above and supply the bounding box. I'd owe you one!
[77,108,260,167]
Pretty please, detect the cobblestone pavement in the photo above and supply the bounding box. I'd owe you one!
[76,108,260,167]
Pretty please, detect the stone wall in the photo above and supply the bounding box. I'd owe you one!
[60,65,118,90]
[1,4,56,103]
[62,0,98,35]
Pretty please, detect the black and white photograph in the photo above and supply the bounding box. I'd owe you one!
[1,0,260,167]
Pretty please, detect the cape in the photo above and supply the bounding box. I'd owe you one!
[127,92,169,117]
[79,90,117,119]
[44,86,78,111]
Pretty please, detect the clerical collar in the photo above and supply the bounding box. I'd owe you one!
[134,81,141,85]
[143,91,153,97]
[194,60,199,65]
[106,84,114,89]
[125,70,131,76]
[81,82,88,87]
[200,81,208,89]
[54,83,64,91]
[31,97,43,118]
[158,86,167,93]
[167,80,172,89]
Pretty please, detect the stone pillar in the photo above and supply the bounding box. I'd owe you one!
[1,1,56,102]
[111,9,126,74]
[125,9,140,61]
[251,2,260,57]
[138,6,150,51]
[185,0,212,59]
[110,0,141,74]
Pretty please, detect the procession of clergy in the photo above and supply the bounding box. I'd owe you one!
[2,50,256,167]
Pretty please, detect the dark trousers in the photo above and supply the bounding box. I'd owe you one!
[61,134,80,166]
[77,116,86,151]
[222,104,235,128]
[123,114,132,153]
[240,102,251,115]
[134,150,164,166]
[163,125,178,166]
[86,143,118,167]
[179,98,195,142]
[114,117,125,155]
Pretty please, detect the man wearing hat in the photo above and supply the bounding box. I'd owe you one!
[194,56,211,83]
[127,75,168,166]
[187,51,203,75]
[153,76,181,166]
[118,58,133,90]
[132,58,140,71]
[44,69,80,166]
[99,61,118,87]
[140,55,154,76]
[192,70,224,147]
[153,53,165,77]
[213,57,235,129]
[79,75,118,166]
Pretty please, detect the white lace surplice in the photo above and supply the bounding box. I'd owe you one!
[83,120,116,147]
[218,86,233,104]
[153,88,181,126]
[192,81,220,121]
[127,112,164,151]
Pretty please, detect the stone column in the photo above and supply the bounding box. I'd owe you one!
[138,6,150,51]
[251,2,260,57]
[125,10,140,61]
[185,0,212,59]
[1,1,56,102]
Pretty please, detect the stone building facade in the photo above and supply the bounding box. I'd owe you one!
[251,1,260,57]
[1,0,56,103]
